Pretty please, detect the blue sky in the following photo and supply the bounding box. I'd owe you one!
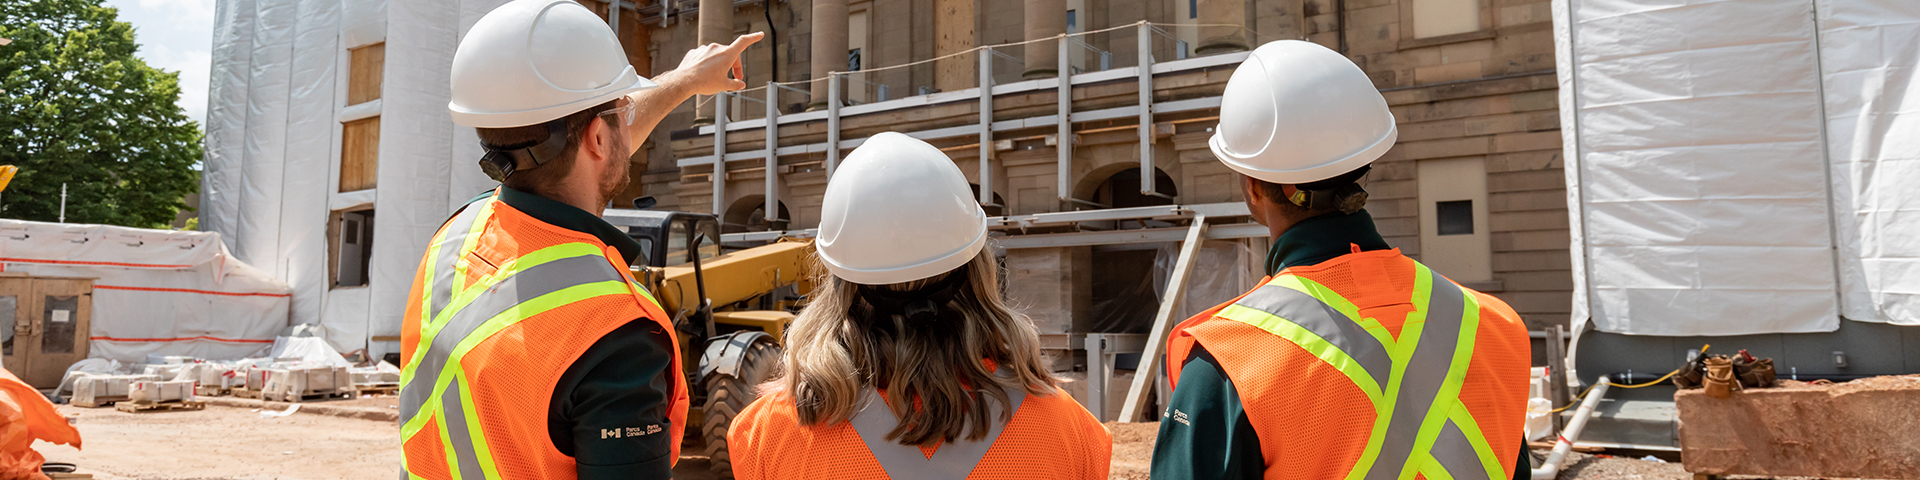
[105,0,215,125]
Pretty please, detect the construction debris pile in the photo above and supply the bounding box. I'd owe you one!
[56,325,400,413]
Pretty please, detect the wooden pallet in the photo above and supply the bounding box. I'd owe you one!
[262,389,353,403]
[194,385,230,397]
[355,384,399,396]
[114,400,206,413]
[71,396,128,408]
[231,388,262,399]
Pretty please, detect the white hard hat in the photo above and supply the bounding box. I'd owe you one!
[816,132,989,285]
[448,0,656,128]
[1209,40,1397,185]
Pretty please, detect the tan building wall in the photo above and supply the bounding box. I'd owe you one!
[631,0,1571,331]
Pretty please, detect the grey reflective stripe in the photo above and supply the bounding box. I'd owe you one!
[398,253,626,424]
[442,378,489,480]
[1362,276,1469,480]
[427,202,489,324]
[1430,418,1494,480]
[848,386,1029,480]
[1235,285,1393,389]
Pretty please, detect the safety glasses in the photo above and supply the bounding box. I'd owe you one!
[599,97,638,127]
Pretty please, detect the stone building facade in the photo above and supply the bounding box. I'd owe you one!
[606,0,1573,333]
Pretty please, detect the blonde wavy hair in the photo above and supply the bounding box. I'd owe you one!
[770,248,1059,447]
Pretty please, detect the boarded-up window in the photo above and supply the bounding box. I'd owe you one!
[341,117,379,192]
[348,43,384,105]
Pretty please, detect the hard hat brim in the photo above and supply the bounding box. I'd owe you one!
[449,67,658,128]
[1209,112,1398,185]
[817,216,990,286]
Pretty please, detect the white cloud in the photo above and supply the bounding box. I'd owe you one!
[135,0,216,30]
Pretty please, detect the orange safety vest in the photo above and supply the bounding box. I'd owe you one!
[1166,249,1530,480]
[398,192,689,480]
[727,385,1112,480]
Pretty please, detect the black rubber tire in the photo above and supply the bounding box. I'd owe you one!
[702,338,782,480]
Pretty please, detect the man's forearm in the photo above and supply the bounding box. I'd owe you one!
[623,70,699,146]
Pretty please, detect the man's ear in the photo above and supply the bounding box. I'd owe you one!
[583,116,612,164]
[1242,175,1266,203]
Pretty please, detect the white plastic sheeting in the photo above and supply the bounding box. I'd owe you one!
[202,0,517,358]
[1821,2,1920,326]
[1555,0,1920,336]
[0,220,289,363]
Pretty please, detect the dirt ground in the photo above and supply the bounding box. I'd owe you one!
[38,404,719,480]
[25,405,1749,480]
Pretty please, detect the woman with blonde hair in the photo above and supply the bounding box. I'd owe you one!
[726,132,1111,480]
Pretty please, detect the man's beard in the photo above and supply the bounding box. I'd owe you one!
[598,132,633,207]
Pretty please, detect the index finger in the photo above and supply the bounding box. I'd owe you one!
[724,31,766,54]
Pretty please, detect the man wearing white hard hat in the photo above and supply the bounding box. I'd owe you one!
[396,0,761,478]
[1149,40,1532,480]
[724,132,1112,479]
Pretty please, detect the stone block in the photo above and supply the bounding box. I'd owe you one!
[1490,249,1570,273]
[1486,290,1570,314]
[1488,169,1565,193]
[1489,208,1569,233]
[1487,150,1563,173]
[1677,376,1920,479]
[1398,119,1467,142]
[1416,61,1484,84]
[1492,270,1573,292]
[1399,137,1491,160]
[1488,190,1567,213]
[1440,40,1495,64]
[1489,228,1566,255]
[1463,113,1529,136]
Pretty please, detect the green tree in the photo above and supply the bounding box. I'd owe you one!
[0,0,201,227]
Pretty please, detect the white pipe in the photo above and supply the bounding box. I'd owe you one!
[1531,376,1611,480]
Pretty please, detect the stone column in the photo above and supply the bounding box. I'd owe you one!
[808,0,849,109]
[1197,0,1250,54]
[933,0,976,92]
[1022,0,1065,80]
[695,0,734,124]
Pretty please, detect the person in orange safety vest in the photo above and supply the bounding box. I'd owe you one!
[397,0,762,478]
[725,132,1112,480]
[1149,40,1533,480]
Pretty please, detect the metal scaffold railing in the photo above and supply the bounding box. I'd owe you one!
[695,21,1275,225]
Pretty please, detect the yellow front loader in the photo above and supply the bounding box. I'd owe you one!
[602,209,811,479]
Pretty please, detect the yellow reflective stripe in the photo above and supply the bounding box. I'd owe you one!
[1269,275,1397,349]
[457,371,501,480]
[399,280,633,439]
[1447,401,1506,480]
[1346,269,1434,480]
[1215,304,1384,403]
